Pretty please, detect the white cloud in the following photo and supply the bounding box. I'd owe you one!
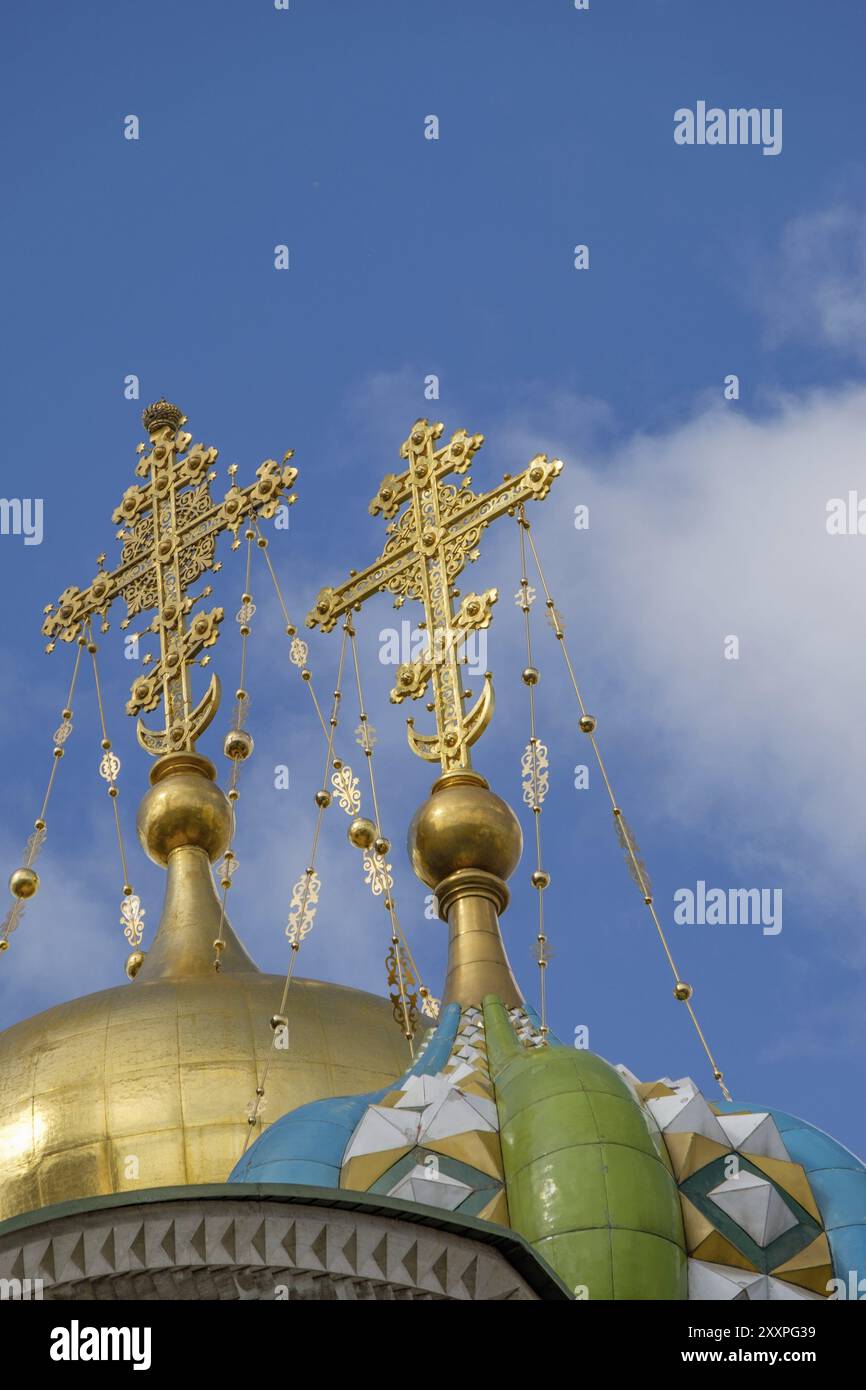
[756,201,866,359]
[500,383,866,966]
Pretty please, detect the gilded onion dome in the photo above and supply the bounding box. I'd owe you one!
[0,750,410,1223]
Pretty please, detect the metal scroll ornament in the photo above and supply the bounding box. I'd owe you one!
[0,827,46,939]
[521,739,549,808]
[120,893,145,947]
[613,810,652,897]
[363,851,393,896]
[331,763,361,815]
[286,870,320,947]
[99,751,122,783]
[386,941,419,1033]
[289,636,308,667]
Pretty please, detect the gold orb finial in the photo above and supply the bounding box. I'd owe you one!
[137,752,233,867]
[409,771,522,889]
[9,867,39,901]
[223,729,254,762]
[125,950,146,979]
[348,817,377,850]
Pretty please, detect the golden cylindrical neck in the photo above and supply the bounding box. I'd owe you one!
[436,868,522,1008]
[408,770,523,1009]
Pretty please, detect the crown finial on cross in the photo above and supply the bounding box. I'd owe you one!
[141,398,185,435]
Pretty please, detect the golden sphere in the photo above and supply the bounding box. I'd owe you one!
[9,867,39,900]
[374,836,390,857]
[409,773,522,889]
[315,790,332,809]
[531,869,550,890]
[137,754,233,867]
[522,666,540,686]
[348,817,377,850]
[0,939,9,952]
[125,950,145,979]
[223,729,254,762]
[579,714,597,734]
[674,981,693,1002]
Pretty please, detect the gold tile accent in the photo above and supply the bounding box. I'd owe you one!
[424,1129,504,1181]
[664,1131,730,1181]
[744,1154,822,1223]
[341,1145,413,1193]
[635,1081,677,1101]
[691,1228,758,1273]
[772,1233,832,1296]
[476,1188,509,1226]
[458,1073,496,1100]
[680,1194,715,1251]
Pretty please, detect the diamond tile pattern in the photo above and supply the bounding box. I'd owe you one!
[636,1074,833,1300]
[340,1005,512,1225]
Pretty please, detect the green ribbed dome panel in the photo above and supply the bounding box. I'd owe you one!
[483,997,687,1300]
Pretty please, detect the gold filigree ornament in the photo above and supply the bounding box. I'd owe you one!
[363,851,393,896]
[355,721,377,750]
[120,893,145,947]
[286,870,320,947]
[521,739,550,807]
[330,763,361,815]
[545,604,565,636]
[385,941,419,1031]
[613,809,652,897]
[530,937,555,965]
[289,635,308,667]
[99,751,122,783]
[218,853,240,882]
[420,991,441,1020]
[1,824,46,940]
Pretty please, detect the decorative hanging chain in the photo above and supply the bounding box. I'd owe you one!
[253,518,330,742]
[253,516,437,1030]
[85,620,144,962]
[516,516,553,1039]
[241,625,351,1151]
[519,508,731,1101]
[346,617,440,1040]
[213,522,258,971]
[0,639,85,954]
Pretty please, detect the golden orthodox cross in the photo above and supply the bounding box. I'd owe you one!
[42,399,297,756]
[306,418,562,772]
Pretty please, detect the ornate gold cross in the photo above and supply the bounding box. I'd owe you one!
[306,419,562,771]
[42,399,297,756]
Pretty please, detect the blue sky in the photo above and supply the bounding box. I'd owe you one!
[2,1,866,1157]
